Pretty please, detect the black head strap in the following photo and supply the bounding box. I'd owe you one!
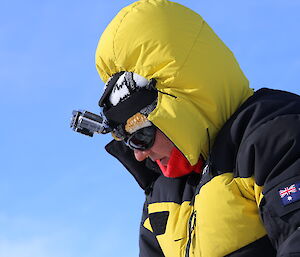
[98,72,158,126]
[98,71,125,108]
[104,89,157,125]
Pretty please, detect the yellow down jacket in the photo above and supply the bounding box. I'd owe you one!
[96,1,300,256]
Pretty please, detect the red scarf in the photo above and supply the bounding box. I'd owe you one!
[156,147,203,178]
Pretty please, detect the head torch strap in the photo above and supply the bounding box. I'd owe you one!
[98,71,125,107]
[98,72,158,139]
[103,89,157,125]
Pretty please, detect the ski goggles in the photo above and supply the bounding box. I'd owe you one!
[124,126,156,151]
[71,109,156,151]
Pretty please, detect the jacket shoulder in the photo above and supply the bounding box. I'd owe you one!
[210,88,300,180]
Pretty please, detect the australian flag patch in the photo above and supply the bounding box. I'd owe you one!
[279,183,300,206]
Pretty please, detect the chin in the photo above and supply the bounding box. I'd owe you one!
[160,158,169,166]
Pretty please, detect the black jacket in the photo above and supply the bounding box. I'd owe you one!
[106,89,300,257]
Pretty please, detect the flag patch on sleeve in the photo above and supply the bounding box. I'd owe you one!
[279,183,300,206]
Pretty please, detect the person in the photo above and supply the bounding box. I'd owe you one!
[94,0,300,256]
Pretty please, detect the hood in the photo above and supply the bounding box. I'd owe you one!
[95,0,253,165]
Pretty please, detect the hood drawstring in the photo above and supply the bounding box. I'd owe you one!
[148,78,177,99]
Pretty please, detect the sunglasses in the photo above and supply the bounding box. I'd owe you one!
[125,126,156,151]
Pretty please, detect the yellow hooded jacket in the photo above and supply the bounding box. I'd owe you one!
[95,0,253,164]
[94,1,290,256]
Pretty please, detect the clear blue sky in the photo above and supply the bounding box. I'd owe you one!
[0,0,299,256]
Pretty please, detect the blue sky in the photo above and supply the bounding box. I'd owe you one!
[0,0,299,256]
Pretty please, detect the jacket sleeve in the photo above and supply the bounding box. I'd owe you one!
[237,114,300,256]
[105,140,160,190]
[139,201,165,257]
[105,140,164,255]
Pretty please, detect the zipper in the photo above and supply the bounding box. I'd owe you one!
[185,210,196,257]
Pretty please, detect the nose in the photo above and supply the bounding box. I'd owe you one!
[134,149,151,162]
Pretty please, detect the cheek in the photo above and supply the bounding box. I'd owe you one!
[151,131,174,157]
[162,140,174,156]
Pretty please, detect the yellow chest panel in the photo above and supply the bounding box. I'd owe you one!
[144,173,266,257]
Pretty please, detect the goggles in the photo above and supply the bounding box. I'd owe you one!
[70,109,156,151]
[125,126,156,151]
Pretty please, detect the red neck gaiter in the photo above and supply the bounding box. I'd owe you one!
[156,147,203,178]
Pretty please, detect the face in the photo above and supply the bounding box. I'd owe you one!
[133,129,174,166]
